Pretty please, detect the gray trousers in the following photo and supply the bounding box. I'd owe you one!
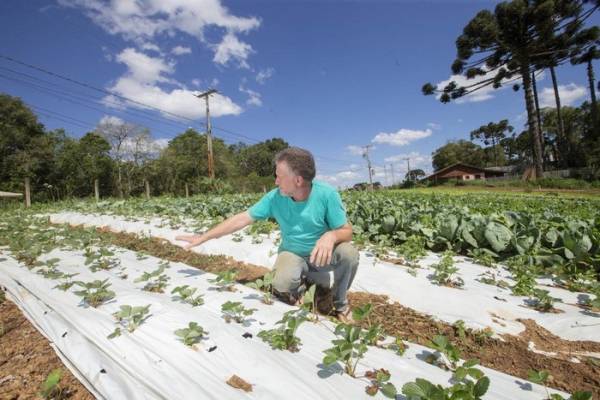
[272,242,359,312]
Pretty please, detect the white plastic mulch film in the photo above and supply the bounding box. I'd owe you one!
[50,212,600,342]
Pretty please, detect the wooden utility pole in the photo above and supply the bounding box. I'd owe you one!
[362,145,374,190]
[24,177,31,208]
[403,157,411,181]
[390,164,395,186]
[384,164,388,187]
[195,89,218,179]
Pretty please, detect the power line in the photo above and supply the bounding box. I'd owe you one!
[0,53,361,165]
[0,54,268,145]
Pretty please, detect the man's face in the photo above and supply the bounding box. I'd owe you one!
[275,161,298,197]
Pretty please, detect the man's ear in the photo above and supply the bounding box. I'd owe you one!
[295,175,304,187]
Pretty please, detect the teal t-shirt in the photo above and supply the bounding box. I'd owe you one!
[248,181,348,257]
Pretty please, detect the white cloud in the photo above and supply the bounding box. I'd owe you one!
[116,48,175,84]
[372,128,432,147]
[316,169,361,186]
[427,122,441,130]
[384,151,432,172]
[153,138,170,150]
[256,67,274,84]
[346,145,365,156]
[171,45,192,55]
[99,115,124,125]
[104,48,243,119]
[213,32,254,68]
[58,0,260,68]
[239,85,262,107]
[191,78,201,87]
[539,83,587,108]
[211,78,220,87]
[141,42,161,53]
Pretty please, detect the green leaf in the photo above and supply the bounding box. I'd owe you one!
[323,354,338,366]
[473,376,490,397]
[570,392,592,400]
[402,381,429,397]
[380,382,398,398]
[463,358,479,368]
[484,222,513,253]
[40,368,62,397]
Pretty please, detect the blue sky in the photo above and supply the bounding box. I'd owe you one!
[1,0,598,188]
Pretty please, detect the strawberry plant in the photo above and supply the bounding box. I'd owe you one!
[107,304,151,339]
[221,301,256,323]
[135,265,170,293]
[257,309,308,352]
[247,271,274,305]
[364,368,397,398]
[171,285,204,307]
[581,283,600,309]
[549,392,592,400]
[473,327,494,345]
[397,235,427,265]
[73,279,115,307]
[467,248,496,268]
[84,247,120,272]
[322,323,369,377]
[386,336,407,356]
[426,335,461,370]
[209,269,238,292]
[476,270,509,289]
[39,369,63,399]
[300,284,318,321]
[528,369,552,400]
[453,320,467,341]
[38,267,65,280]
[525,370,591,400]
[53,273,79,291]
[430,251,463,287]
[510,265,537,296]
[529,289,558,312]
[402,370,490,400]
[175,322,207,347]
[352,303,384,346]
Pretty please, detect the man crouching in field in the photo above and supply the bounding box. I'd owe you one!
[176,147,359,321]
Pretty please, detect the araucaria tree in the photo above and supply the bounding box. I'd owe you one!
[470,120,513,165]
[422,0,598,179]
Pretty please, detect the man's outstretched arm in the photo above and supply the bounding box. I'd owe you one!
[310,223,353,267]
[176,211,254,250]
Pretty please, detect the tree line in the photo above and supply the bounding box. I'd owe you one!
[425,0,600,177]
[0,93,287,202]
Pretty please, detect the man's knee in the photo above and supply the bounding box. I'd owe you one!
[333,242,359,268]
[272,251,306,293]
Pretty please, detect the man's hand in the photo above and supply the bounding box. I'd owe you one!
[175,234,206,250]
[175,211,254,251]
[310,231,336,267]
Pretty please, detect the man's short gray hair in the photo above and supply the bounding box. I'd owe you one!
[274,147,316,182]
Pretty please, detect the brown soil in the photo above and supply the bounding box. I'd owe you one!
[348,292,600,398]
[93,225,269,282]
[0,297,94,400]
